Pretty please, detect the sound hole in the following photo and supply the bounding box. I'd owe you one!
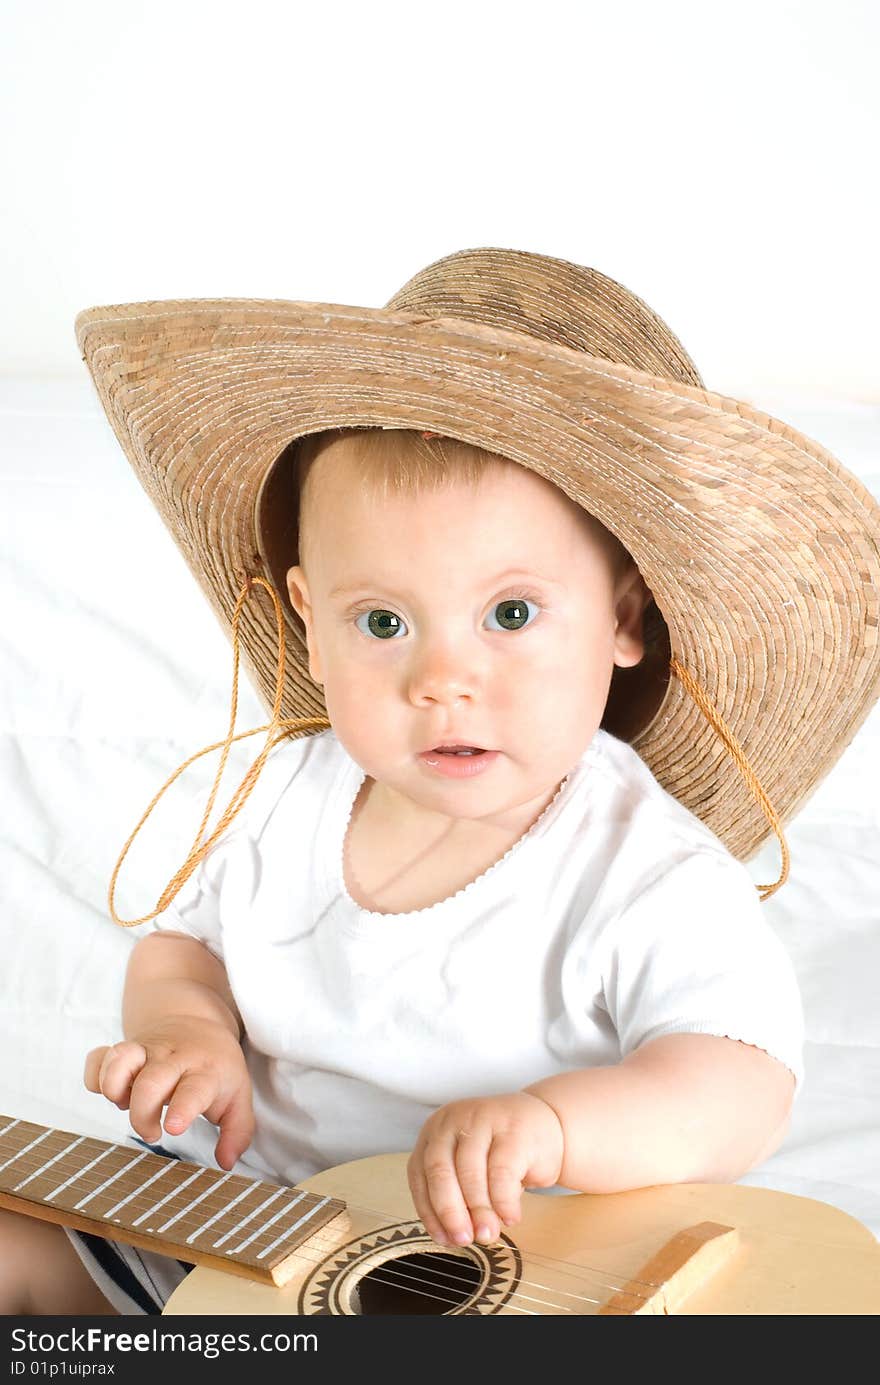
[353,1250,482,1314]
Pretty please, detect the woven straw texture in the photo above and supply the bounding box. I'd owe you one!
[74,247,880,863]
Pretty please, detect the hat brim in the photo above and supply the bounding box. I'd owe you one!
[75,298,880,862]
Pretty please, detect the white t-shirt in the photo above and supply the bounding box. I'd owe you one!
[150,727,804,1186]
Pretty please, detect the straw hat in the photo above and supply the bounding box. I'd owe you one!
[75,246,880,884]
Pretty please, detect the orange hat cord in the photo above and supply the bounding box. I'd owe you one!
[107,576,329,929]
[107,577,789,928]
[668,657,789,899]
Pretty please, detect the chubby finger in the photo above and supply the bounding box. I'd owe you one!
[126,1056,187,1145]
[159,1070,221,1142]
[209,1086,256,1170]
[453,1133,503,1244]
[87,1042,148,1108]
[407,1152,453,1246]
[485,1133,525,1228]
[419,1134,482,1246]
[83,1046,111,1094]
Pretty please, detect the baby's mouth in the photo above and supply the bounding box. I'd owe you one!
[417,743,499,775]
[430,745,487,756]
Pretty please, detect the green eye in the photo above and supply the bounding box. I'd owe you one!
[485,598,538,631]
[355,608,407,639]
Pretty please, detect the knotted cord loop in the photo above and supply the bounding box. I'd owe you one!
[107,576,329,927]
[107,579,789,927]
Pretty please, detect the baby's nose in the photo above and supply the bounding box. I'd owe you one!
[406,642,481,707]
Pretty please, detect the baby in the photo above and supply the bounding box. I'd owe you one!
[0,426,803,1315]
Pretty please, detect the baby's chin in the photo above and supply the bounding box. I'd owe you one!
[361,752,571,831]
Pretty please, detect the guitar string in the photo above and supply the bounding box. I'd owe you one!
[0,1133,656,1312]
[2,1152,624,1315]
[2,1202,637,1315]
[0,1127,654,1304]
[170,1206,624,1313]
[0,1121,655,1306]
[1,1155,637,1315]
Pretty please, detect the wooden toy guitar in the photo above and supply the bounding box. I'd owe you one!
[2,1114,879,1315]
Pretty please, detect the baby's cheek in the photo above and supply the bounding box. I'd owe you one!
[324,675,400,758]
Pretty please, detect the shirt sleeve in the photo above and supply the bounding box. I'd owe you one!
[148,819,247,962]
[601,849,805,1090]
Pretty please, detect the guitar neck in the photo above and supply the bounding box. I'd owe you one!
[0,1114,347,1285]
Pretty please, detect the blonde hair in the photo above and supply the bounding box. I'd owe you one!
[293,426,636,584]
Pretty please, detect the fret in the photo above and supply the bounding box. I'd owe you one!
[183,1178,257,1245]
[130,1169,275,1242]
[119,1162,207,1226]
[48,1143,120,1200]
[7,1135,150,1216]
[0,1125,54,1175]
[212,1185,286,1248]
[0,1115,347,1286]
[142,1169,232,1232]
[12,1135,86,1190]
[106,1157,178,1220]
[230,1190,311,1255]
[75,1151,151,1211]
[256,1196,333,1261]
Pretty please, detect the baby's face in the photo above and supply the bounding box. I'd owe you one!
[286,445,648,827]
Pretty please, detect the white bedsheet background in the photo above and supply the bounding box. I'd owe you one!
[2,377,879,1240]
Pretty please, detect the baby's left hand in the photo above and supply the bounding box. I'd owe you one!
[407,1091,564,1247]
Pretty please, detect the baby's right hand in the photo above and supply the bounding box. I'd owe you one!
[83,1017,255,1170]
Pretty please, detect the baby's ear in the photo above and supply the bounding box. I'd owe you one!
[286,564,309,616]
[286,565,323,685]
[612,568,653,669]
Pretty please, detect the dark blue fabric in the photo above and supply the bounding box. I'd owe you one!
[75,1229,162,1314]
[130,1136,181,1157]
[71,1136,194,1311]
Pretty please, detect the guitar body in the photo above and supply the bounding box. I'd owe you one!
[1,1116,876,1315]
[163,1151,880,1316]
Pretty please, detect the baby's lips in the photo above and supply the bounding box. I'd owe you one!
[422,743,488,754]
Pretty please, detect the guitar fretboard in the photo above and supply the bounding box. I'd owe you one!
[0,1115,347,1285]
